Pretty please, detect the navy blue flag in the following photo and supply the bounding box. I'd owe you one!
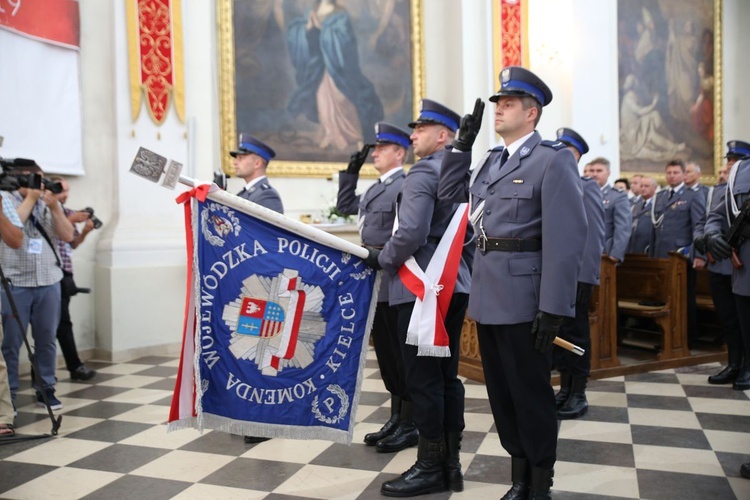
[169,193,378,444]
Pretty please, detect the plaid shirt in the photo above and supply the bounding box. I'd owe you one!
[0,192,64,287]
[56,207,78,273]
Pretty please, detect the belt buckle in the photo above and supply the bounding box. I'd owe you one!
[477,236,487,253]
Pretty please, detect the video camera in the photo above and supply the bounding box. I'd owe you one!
[0,157,63,194]
[80,207,103,229]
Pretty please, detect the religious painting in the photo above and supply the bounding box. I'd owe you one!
[218,0,424,178]
[617,0,721,178]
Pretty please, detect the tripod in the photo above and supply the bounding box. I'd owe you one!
[0,263,62,443]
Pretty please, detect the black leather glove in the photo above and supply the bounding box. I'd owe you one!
[530,311,564,353]
[693,235,707,255]
[346,144,373,174]
[451,98,485,152]
[705,232,732,260]
[576,282,593,306]
[364,246,382,270]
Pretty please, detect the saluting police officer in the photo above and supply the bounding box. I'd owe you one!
[439,67,588,500]
[554,128,605,421]
[588,157,632,263]
[699,140,750,387]
[336,123,417,453]
[230,133,284,214]
[367,99,473,497]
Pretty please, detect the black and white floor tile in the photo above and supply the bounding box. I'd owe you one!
[0,349,749,499]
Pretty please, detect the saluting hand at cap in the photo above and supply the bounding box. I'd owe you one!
[452,98,485,152]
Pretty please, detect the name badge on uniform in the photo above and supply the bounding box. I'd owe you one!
[28,238,43,255]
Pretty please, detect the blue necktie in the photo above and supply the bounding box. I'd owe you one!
[494,149,509,176]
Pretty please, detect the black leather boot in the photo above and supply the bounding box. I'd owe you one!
[740,462,750,479]
[501,456,529,500]
[528,466,554,500]
[381,436,447,497]
[444,431,463,492]
[709,350,742,385]
[365,395,401,445]
[376,422,419,452]
[555,371,571,409]
[557,376,588,420]
[733,367,750,391]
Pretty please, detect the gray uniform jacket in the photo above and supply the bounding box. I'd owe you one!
[377,148,473,306]
[601,185,632,262]
[651,185,705,259]
[691,184,710,203]
[238,179,284,214]
[628,198,654,254]
[697,184,732,276]
[581,177,605,285]
[438,132,588,324]
[337,170,405,302]
[706,161,750,295]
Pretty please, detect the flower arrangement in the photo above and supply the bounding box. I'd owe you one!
[321,195,354,223]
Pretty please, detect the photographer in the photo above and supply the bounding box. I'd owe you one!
[0,166,74,411]
[49,177,97,381]
[0,192,23,437]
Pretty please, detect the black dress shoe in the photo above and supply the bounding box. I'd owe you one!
[708,365,740,385]
[376,422,418,453]
[740,462,750,479]
[244,436,270,444]
[70,365,97,381]
[364,414,399,446]
[733,369,750,391]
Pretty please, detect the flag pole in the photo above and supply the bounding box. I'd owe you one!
[178,175,369,260]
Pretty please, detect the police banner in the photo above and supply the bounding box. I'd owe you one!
[168,183,379,444]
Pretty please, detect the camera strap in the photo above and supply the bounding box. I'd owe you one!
[32,219,63,270]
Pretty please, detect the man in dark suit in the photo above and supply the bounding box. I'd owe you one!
[367,99,473,497]
[628,176,657,254]
[588,157,632,263]
[652,160,706,347]
[230,134,284,214]
[337,123,416,453]
[554,128,605,420]
[439,67,588,499]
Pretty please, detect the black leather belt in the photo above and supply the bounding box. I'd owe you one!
[478,237,541,252]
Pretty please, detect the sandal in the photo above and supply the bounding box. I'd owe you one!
[0,423,14,437]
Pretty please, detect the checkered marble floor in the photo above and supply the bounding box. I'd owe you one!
[1,349,749,499]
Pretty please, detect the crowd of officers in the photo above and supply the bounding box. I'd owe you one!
[229,65,750,497]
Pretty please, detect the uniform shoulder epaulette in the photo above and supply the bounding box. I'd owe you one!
[613,186,625,193]
[260,183,271,190]
[540,140,566,150]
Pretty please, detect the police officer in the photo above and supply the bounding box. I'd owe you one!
[439,67,588,500]
[703,155,750,480]
[554,128,605,420]
[367,99,473,497]
[628,176,657,254]
[685,162,710,202]
[336,123,417,452]
[651,160,706,347]
[230,133,284,214]
[588,157,632,263]
[231,134,284,444]
[699,140,750,386]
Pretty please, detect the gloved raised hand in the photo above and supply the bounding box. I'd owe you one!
[705,232,732,260]
[364,246,382,270]
[346,144,374,175]
[531,311,564,353]
[576,282,593,306]
[452,98,485,152]
[693,235,707,255]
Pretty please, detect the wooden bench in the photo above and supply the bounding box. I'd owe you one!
[590,256,620,370]
[617,253,689,360]
[695,268,714,312]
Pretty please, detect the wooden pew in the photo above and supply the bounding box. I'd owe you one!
[590,256,620,370]
[616,253,689,360]
[695,268,714,312]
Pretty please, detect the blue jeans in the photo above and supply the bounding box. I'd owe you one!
[1,283,60,398]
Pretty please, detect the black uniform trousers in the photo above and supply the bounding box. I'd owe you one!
[708,272,743,361]
[734,294,750,365]
[555,283,592,378]
[478,321,557,470]
[57,281,83,372]
[395,293,468,440]
[372,301,409,400]
[686,267,699,345]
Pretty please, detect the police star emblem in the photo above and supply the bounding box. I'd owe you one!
[501,68,510,85]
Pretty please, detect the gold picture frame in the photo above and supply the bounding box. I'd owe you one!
[218,0,425,178]
[617,0,722,184]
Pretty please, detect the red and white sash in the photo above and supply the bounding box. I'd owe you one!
[398,204,469,357]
